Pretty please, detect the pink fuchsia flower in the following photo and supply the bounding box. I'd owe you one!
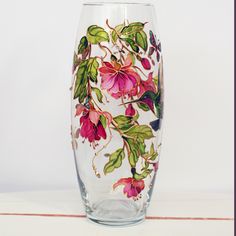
[125,104,136,116]
[113,177,145,198]
[99,57,141,99]
[80,112,106,143]
[75,104,112,144]
[141,58,151,70]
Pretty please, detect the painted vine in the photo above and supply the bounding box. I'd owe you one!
[71,20,163,200]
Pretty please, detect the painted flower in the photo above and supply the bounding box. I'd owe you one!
[141,58,151,70]
[125,104,136,116]
[75,104,112,144]
[99,57,141,99]
[113,177,145,198]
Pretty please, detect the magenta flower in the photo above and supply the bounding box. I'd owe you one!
[125,104,136,116]
[141,58,151,70]
[75,105,112,144]
[113,177,145,198]
[99,57,141,99]
[80,112,106,143]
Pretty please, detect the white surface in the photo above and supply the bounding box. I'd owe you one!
[0,0,233,193]
[0,190,233,236]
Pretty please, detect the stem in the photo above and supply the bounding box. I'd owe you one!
[133,66,148,79]
[88,44,92,58]
[121,97,127,109]
[118,39,140,57]
[99,43,113,58]
[92,127,113,178]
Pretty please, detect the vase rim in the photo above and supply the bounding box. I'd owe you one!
[83,2,153,6]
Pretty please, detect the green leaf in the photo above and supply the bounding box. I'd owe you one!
[73,58,99,101]
[125,138,139,167]
[122,38,139,53]
[77,36,88,54]
[121,22,144,36]
[92,87,103,103]
[87,25,109,44]
[128,52,136,65]
[125,137,146,167]
[124,125,154,141]
[138,141,146,155]
[111,23,124,43]
[134,169,152,180]
[87,58,99,83]
[150,152,158,161]
[141,161,150,171]
[142,143,158,161]
[104,148,125,175]
[100,114,107,128]
[135,30,148,51]
[150,143,155,155]
[113,115,134,130]
[73,60,88,102]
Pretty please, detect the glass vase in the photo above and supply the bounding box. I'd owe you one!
[71,1,164,226]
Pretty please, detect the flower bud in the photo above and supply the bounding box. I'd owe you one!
[141,58,151,70]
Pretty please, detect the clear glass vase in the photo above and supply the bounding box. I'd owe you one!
[71,1,164,226]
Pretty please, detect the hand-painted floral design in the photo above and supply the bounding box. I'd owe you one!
[72,20,163,200]
[113,177,145,199]
[99,58,140,99]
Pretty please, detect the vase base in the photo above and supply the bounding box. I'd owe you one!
[86,199,146,227]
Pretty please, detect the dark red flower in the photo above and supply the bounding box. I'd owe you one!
[113,177,145,198]
[125,104,136,116]
[80,112,106,143]
[141,58,151,70]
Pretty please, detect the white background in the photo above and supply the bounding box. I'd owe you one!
[0,0,233,193]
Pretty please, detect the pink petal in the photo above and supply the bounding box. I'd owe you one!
[117,73,126,91]
[108,77,120,94]
[123,183,132,196]
[101,73,117,90]
[99,66,116,74]
[127,187,138,198]
[113,178,132,189]
[103,61,114,69]
[133,179,145,192]
[126,69,141,83]
[97,122,107,139]
[89,110,100,126]
[75,104,86,117]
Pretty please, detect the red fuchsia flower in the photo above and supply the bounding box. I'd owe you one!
[113,177,145,199]
[75,104,112,144]
[141,58,151,70]
[99,56,141,99]
[125,104,136,116]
